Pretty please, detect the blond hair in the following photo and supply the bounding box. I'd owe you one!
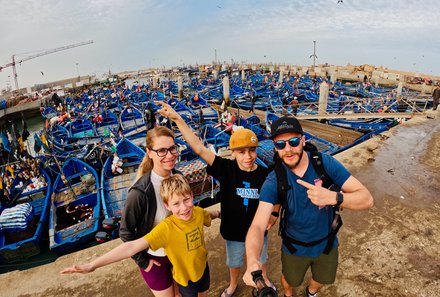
[160,174,192,204]
[135,126,175,181]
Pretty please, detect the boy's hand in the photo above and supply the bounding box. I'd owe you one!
[266,214,278,230]
[145,259,161,272]
[154,101,181,121]
[209,210,221,219]
[243,263,261,288]
[60,263,94,274]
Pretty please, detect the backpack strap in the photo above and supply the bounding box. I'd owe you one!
[273,156,290,237]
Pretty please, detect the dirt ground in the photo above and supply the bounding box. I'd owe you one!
[1,113,439,297]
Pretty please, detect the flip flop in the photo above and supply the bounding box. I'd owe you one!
[220,287,236,297]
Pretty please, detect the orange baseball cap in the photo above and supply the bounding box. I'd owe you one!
[229,128,259,150]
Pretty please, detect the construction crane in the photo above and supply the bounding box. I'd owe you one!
[0,40,93,90]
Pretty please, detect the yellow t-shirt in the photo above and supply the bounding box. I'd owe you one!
[144,206,212,286]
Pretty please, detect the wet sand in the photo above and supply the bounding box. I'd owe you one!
[1,113,439,297]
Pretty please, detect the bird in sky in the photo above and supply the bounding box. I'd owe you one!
[217,5,222,8]
[338,0,343,3]
[40,71,44,76]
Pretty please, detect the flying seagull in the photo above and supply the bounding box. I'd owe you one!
[337,0,343,3]
[40,71,44,76]
[217,5,222,8]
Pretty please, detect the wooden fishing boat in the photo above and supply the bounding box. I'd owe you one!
[200,125,230,150]
[49,158,101,254]
[41,106,58,119]
[100,138,145,220]
[0,166,52,263]
[328,118,394,132]
[119,105,147,139]
[187,95,219,123]
[67,118,96,138]
[93,110,119,136]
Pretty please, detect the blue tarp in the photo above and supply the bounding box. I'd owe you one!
[0,99,7,110]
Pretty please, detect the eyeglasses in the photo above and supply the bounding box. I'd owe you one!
[149,145,179,157]
[273,137,302,150]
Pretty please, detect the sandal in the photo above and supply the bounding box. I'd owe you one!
[220,287,236,297]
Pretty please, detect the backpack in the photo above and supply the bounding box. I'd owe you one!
[273,142,343,255]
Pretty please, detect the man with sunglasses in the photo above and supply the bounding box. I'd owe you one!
[244,116,374,297]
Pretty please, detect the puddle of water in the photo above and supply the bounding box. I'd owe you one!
[356,119,440,208]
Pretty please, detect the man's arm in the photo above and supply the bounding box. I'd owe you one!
[243,201,274,287]
[155,101,215,166]
[338,175,374,210]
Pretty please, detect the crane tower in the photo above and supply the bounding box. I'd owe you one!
[0,40,93,90]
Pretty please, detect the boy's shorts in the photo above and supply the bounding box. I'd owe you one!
[139,254,173,291]
[281,247,338,287]
[177,263,210,297]
[225,236,268,268]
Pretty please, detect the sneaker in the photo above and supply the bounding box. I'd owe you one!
[305,286,318,297]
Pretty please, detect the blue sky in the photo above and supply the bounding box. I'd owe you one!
[1,0,439,90]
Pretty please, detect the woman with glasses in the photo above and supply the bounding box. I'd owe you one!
[119,126,181,297]
[156,101,276,297]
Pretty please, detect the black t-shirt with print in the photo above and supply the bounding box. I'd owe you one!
[207,156,269,242]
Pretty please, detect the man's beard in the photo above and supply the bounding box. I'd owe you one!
[283,149,304,170]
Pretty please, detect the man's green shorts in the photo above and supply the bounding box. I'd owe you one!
[281,247,338,287]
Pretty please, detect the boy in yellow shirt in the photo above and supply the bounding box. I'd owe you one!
[61,175,221,297]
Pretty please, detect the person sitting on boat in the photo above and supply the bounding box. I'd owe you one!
[156,101,276,297]
[290,97,299,116]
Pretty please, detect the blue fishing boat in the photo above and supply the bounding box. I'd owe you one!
[187,95,219,123]
[93,110,120,136]
[68,118,96,138]
[119,105,147,139]
[256,139,276,166]
[328,118,394,132]
[41,106,58,119]
[167,98,197,120]
[269,97,286,114]
[0,167,52,263]
[201,125,230,150]
[230,97,270,111]
[100,138,145,220]
[49,158,101,254]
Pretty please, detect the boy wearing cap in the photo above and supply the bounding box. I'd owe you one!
[156,101,272,297]
[243,116,374,297]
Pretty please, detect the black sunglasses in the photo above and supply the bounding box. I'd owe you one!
[273,137,302,150]
[149,145,179,157]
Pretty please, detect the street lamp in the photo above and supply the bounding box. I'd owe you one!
[76,63,80,81]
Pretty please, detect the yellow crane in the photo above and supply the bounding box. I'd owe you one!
[0,40,93,90]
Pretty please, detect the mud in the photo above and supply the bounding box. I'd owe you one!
[0,115,439,297]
